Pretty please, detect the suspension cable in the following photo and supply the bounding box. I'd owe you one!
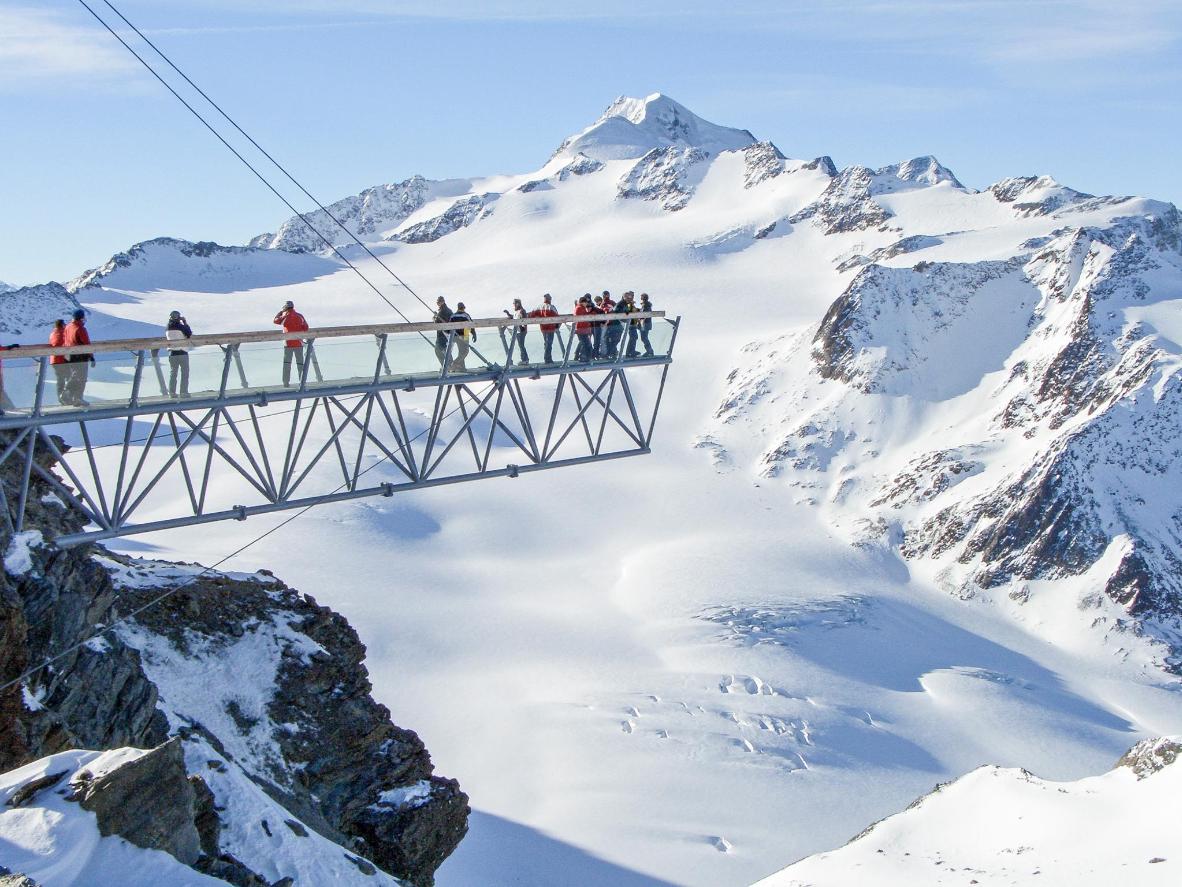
[74,0,421,326]
[95,0,437,317]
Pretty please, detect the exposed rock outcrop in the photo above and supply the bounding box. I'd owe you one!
[0,435,468,884]
[391,194,497,244]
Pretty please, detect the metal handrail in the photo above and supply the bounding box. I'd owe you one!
[8,312,668,360]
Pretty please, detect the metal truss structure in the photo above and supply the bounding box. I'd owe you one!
[0,314,677,546]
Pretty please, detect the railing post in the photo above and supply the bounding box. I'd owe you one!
[441,332,455,380]
[128,350,146,408]
[32,356,47,416]
[218,344,235,398]
[373,334,389,384]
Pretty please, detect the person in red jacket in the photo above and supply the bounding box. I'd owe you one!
[573,294,595,362]
[528,293,560,363]
[48,319,68,404]
[273,300,310,386]
[63,309,95,406]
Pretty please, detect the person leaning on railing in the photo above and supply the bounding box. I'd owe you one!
[573,294,595,362]
[504,298,529,365]
[528,294,559,363]
[273,300,309,386]
[48,319,68,404]
[591,294,607,359]
[63,309,95,407]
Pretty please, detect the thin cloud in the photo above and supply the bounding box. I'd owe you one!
[0,6,138,84]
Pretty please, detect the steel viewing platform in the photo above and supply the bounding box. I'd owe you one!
[0,312,678,545]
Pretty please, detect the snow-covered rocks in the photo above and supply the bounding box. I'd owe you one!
[390,193,498,244]
[0,282,80,335]
[554,92,755,161]
[714,196,1182,665]
[791,157,964,234]
[617,146,709,211]
[742,141,789,188]
[0,452,468,886]
[757,736,1182,886]
[253,176,433,251]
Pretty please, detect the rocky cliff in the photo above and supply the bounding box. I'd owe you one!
[0,432,468,885]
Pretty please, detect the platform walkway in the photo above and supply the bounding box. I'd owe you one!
[0,313,678,545]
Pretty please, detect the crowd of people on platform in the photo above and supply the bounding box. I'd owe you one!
[0,292,656,411]
[433,290,656,370]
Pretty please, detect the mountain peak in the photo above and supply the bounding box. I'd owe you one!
[555,93,757,162]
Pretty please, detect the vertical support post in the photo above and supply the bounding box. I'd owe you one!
[32,357,47,416]
[218,344,235,398]
[128,349,145,408]
[13,430,36,533]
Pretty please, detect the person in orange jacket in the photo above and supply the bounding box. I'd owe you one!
[48,318,68,404]
[573,294,596,362]
[273,300,310,386]
[63,309,95,406]
[528,293,560,363]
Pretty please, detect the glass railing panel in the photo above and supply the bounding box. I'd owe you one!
[302,336,382,389]
[140,345,230,402]
[231,340,295,393]
[51,350,143,410]
[612,317,674,359]
[0,357,41,412]
[383,330,453,379]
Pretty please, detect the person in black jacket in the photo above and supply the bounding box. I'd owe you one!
[449,302,476,371]
[165,310,193,398]
[433,296,454,368]
[638,293,655,356]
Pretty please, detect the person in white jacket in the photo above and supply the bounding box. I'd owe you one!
[165,310,192,398]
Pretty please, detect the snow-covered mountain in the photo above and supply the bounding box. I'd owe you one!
[553,93,756,161]
[6,93,1182,887]
[758,737,1182,886]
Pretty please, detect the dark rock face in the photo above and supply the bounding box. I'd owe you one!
[392,194,496,244]
[0,867,39,887]
[617,146,708,211]
[116,566,470,885]
[74,738,202,865]
[0,434,469,884]
[791,165,892,234]
[1117,737,1182,778]
[741,141,787,188]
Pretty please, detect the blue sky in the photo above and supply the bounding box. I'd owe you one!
[2,0,1179,285]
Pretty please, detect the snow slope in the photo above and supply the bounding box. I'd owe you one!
[757,737,1182,886]
[9,94,1182,886]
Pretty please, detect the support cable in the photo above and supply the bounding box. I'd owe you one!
[74,0,421,326]
[96,0,436,317]
[0,381,496,696]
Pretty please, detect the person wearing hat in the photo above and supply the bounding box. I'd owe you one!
[638,293,655,356]
[601,290,624,360]
[165,310,193,398]
[449,301,476,371]
[528,293,559,363]
[273,300,309,386]
[63,308,95,406]
[573,294,596,362]
[433,296,454,368]
[48,319,69,404]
